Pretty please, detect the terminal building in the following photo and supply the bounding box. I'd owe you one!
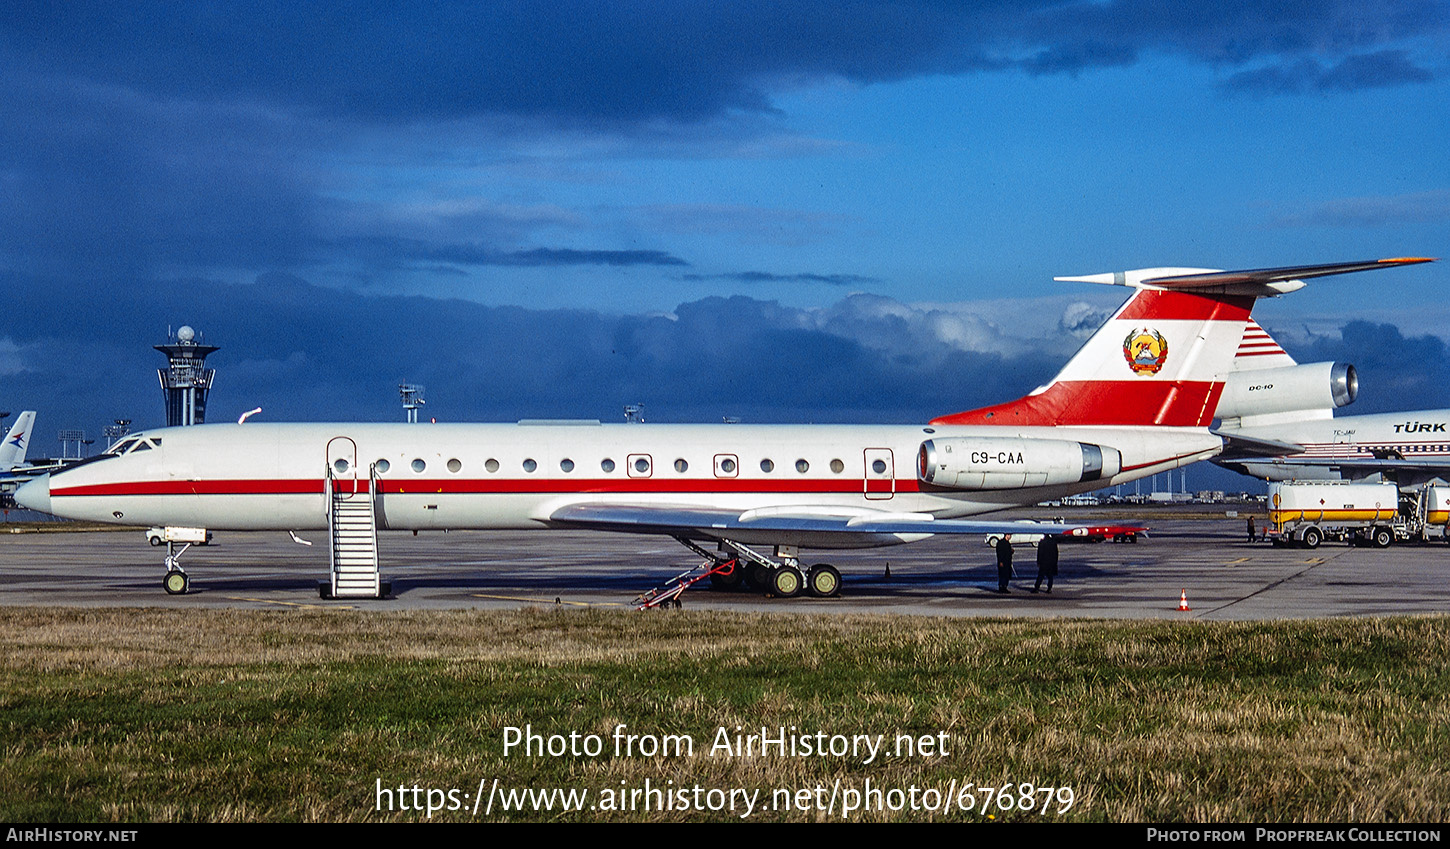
[155,326,218,427]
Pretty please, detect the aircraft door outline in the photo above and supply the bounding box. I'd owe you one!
[326,436,360,494]
[864,448,894,500]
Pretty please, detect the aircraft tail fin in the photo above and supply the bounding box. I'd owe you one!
[1231,319,1297,370]
[930,258,1431,429]
[0,411,36,471]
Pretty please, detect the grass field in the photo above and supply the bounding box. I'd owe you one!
[1,607,1446,822]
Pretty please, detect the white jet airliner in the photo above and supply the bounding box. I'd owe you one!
[1214,319,1450,486]
[16,258,1431,597]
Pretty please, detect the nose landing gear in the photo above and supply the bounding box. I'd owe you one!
[163,541,192,595]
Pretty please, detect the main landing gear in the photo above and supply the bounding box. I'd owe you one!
[664,537,842,602]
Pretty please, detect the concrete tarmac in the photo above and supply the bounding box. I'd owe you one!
[4,512,1448,619]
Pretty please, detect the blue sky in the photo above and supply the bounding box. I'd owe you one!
[1,2,1447,488]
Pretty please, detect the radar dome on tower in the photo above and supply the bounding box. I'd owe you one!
[155,326,219,427]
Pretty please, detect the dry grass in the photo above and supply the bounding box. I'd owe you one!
[1,607,1446,821]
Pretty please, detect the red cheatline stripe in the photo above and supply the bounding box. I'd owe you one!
[53,478,922,498]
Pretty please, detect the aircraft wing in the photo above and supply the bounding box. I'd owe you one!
[1214,430,1307,459]
[1214,454,1450,488]
[548,503,1143,542]
[1234,456,1450,474]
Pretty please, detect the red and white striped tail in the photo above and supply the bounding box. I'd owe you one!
[932,288,1251,428]
[930,258,1431,430]
[1233,319,1296,369]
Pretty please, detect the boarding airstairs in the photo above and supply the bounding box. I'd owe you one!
[635,558,738,610]
[326,462,383,598]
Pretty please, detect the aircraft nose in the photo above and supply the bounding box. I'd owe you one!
[14,476,51,514]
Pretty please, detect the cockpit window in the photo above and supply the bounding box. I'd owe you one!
[106,436,141,455]
[131,441,153,452]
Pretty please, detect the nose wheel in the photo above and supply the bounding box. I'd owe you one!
[164,569,189,595]
[162,541,193,595]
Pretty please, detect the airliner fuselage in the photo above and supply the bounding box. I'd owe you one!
[24,420,1217,546]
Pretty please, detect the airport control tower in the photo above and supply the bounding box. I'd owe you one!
[155,326,218,427]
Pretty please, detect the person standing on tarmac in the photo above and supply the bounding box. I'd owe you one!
[1033,536,1059,593]
[995,536,1014,593]
[1247,516,1256,543]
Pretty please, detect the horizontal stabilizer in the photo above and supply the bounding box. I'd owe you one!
[1057,257,1433,296]
[1141,257,1433,288]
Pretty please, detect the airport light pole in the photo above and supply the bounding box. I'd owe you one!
[57,429,86,460]
[104,419,132,449]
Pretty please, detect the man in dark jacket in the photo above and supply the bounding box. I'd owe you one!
[1033,536,1059,593]
[995,536,1014,593]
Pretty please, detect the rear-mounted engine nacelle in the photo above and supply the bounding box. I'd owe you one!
[1216,362,1356,421]
[917,437,1122,491]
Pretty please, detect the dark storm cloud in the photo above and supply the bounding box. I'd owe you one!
[3,1,1441,284]
[0,273,1061,450]
[5,2,1441,127]
[351,238,689,269]
[1266,321,1450,413]
[0,67,327,276]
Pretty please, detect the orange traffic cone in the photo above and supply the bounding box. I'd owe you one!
[1177,590,1191,611]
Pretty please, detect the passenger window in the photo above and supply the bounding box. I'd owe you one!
[376,459,390,473]
[674,458,688,473]
[447,458,462,473]
[560,458,575,472]
[795,459,809,473]
[830,459,844,474]
[601,458,616,472]
[760,459,774,473]
[523,459,537,473]
[411,458,426,473]
[485,458,500,473]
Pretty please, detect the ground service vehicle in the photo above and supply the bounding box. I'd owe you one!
[1268,481,1399,548]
